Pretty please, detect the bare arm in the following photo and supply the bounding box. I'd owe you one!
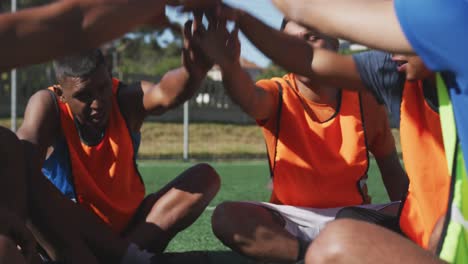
[120,20,212,130]
[189,15,275,120]
[0,0,169,71]
[221,63,275,120]
[271,0,413,53]
[375,151,408,201]
[219,5,366,91]
[16,90,60,165]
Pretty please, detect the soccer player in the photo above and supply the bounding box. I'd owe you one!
[267,0,467,262]
[191,14,407,263]
[17,18,220,255]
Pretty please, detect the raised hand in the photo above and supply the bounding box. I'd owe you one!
[182,13,214,81]
[191,16,241,70]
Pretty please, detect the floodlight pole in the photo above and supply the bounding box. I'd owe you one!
[11,0,17,131]
[182,12,191,162]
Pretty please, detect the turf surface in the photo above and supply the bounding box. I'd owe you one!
[137,159,390,263]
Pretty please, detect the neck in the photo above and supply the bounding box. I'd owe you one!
[295,74,339,106]
[75,118,106,145]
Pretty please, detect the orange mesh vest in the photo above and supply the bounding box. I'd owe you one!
[50,78,145,232]
[267,75,370,207]
[399,80,450,248]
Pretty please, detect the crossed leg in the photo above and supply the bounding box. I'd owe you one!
[211,202,301,263]
[125,163,221,253]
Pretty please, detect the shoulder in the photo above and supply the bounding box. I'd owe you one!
[256,75,291,93]
[116,81,145,131]
[27,89,58,115]
[17,88,61,144]
[256,78,279,90]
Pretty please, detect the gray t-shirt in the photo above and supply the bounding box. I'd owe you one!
[352,51,405,127]
[352,50,438,128]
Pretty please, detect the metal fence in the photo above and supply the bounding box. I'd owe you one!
[0,67,254,124]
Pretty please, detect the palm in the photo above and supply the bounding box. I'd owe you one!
[182,20,213,80]
[191,16,240,68]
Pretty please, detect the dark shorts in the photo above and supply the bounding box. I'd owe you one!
[335,206,402,235]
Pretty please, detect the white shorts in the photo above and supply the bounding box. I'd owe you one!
[244,201,401,243]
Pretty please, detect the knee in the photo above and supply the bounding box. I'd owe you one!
[0,234,15,250]
[306,219,356,264]
[190,163,221,194]
[0,234,23,263]
[211,201,241,242]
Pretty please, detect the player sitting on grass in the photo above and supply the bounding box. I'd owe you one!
[190,14,407,264]
[201,3,450,263]
[17,19,220,255]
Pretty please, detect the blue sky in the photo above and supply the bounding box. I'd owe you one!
[166,0,283,68]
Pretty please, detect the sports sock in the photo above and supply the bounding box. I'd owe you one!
[120,243,155,264]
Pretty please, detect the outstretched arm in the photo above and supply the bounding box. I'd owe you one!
[120,18,212,130]
[190,17,275,120]
[0,0,169,71]
[271,0,413,53]
[217,5,366,91]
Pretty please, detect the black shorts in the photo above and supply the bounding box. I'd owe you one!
[335,206,402,234]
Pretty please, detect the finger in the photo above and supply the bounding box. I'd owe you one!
[183,20,194,50]
[231,23,240,40]
[182,47,193,69]
[205,10,217,30]
[193,11,204,31]
[218,15,227,30]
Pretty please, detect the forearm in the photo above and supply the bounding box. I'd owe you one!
[237,11,314,78]
[272,0,412,53]
[221,62,271,120]
[147,67,203,114]
[377,152,408,201]
[383,170,408,201]
[0,0,167,71]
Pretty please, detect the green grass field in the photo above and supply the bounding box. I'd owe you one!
[138,159,390,263]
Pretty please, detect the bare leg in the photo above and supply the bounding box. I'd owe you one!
[22,139,130,264]
[0,128,128,263]
[0,127,28,219]
[306,219,445,264]
[211,201,300,263]
[125,163,220,253]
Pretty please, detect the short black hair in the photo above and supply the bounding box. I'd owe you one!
[53,49,105,82]
[280,18,289,31]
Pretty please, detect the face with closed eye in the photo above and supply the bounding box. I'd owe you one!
[283,21,339,51]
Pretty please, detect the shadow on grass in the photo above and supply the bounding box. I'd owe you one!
[161,250,256,264]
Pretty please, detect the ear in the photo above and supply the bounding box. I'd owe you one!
[52,85,66,102]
